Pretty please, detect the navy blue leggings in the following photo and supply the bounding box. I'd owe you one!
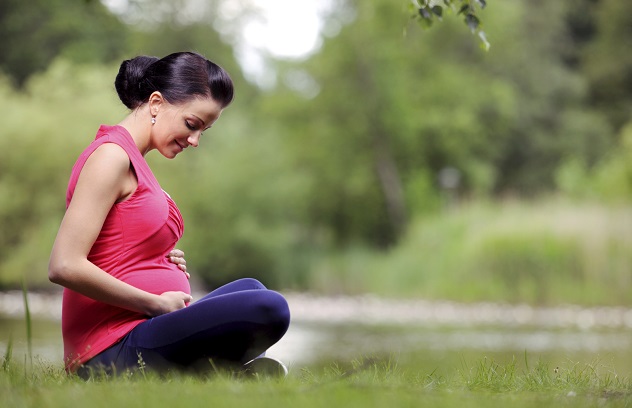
[77,278,290,377]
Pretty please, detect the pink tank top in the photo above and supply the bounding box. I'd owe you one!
[61,125,190,371]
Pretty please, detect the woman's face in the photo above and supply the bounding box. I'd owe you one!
[151,96,224,159]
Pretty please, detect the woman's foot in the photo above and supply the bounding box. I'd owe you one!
[242,357,288,377]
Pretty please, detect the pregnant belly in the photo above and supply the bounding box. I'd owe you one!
[122,266,191,295]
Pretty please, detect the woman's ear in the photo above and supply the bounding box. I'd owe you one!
[148,91,165,116]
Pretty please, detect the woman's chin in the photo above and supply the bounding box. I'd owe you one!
[160,149,180,159]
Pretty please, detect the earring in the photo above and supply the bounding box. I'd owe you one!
[151,117,156,125]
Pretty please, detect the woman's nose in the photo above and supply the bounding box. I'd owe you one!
[187,133,200,147]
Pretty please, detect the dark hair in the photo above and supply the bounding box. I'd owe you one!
[114,52,234,110]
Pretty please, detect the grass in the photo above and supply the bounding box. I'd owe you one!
[4,290,632,406]
[1,354,631,408]
[307,199,632,306]
[21,279,32,369]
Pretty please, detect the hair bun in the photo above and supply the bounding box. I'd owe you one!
[114,56,159,109]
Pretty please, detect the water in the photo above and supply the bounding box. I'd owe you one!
[3,292,632,376]
[277,322,632,376]
[2,318,632,377]
[0,317,62,364]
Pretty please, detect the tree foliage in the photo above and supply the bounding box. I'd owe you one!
[0,0,631,290]
[0,0,128,87]
[411,0,490,50]
[580,0,632,130]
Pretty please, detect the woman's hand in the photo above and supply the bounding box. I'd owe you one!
[150,291,193,316]
[167,248,190,279]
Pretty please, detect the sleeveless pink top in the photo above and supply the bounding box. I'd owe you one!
[61,125,190,371]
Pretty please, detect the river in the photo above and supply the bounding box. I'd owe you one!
[2,291,632,375]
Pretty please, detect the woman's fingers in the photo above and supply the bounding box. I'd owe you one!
[152,291,193,315]
[169,249,185,258]
[169,256,187,267]
[167,249,190,279]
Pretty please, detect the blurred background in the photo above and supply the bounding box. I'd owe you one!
[0,0,631,309]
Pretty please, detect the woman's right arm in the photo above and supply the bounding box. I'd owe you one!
[48,143,191,316]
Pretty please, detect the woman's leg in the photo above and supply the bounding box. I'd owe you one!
[80,280,290,375]
[198,277,269,300]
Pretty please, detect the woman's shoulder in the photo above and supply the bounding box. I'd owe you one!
[80,142,131,182]
[91,141,130,162]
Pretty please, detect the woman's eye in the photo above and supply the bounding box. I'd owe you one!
[185,121,196,130]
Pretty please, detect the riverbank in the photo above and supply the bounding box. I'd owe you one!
[3,290,632,330]
[5,290,632,370]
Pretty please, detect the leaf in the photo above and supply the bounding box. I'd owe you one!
[431,5,443,17]
[465,13,480,32]
[418,7,433,20]
[476,0,487,9]
[458,4,470,15]
[478,30,490,51]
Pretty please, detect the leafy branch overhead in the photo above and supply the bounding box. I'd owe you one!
[411,0,490,50]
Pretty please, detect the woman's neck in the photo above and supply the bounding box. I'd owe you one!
[117,107,153,156]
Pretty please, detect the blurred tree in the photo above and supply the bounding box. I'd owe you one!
[0,0,128,87]
[474,1,614,193]
[581,0,632,131]
[253,0,620,248]
[0,62,124,287]
[563,0,598,69]
[259,0,516,247]
[1,0,629,291]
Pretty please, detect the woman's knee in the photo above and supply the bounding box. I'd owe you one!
[234,277,267,290]
[205,278,268,298]
[255,291,290,331]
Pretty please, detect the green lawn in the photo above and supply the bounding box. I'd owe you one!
[2,355,631,408]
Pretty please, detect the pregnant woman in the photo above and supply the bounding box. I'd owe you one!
[48,51,290,378]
